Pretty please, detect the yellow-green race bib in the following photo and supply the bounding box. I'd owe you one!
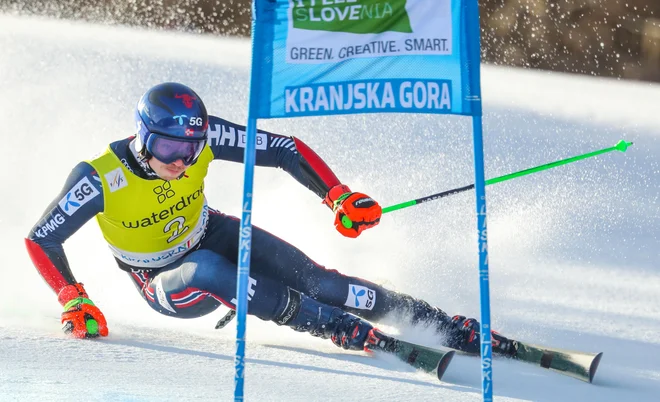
[87,145,214,268]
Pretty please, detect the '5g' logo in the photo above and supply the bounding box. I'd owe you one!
[58,177,100,216]
[189,117,204,126]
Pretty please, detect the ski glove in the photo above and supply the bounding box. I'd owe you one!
[58,283,109,339]
[324,184,382,238]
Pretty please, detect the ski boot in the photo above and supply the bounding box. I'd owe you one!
[386,293,479,351]
[387,292,516,356]
[275,288,373,350]
[363,328,398,353]
[450,315,517,357]
[491,330,517,356]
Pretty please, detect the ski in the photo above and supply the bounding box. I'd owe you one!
[364,329,455,382]
[504,339,603,383]
[214,310,601,383]
[456,335,603,383]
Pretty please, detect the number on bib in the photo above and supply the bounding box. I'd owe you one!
[164,216,189,243]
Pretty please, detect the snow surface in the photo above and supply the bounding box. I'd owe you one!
[1,14,659,402]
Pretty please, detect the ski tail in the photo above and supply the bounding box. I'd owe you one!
[508,340,603,383]
[589,352,603,383]
[436,349,455,380]
[454,333,603,383]
[365,329,455,381]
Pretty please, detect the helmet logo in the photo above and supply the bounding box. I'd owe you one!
[185,129,195,136]
[173,115,188,125]
[175,93,197,108]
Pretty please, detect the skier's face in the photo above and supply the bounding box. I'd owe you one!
[148,156,189,181]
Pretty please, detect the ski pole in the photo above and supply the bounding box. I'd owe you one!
[339,140,632,228]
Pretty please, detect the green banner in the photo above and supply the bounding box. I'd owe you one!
[292,0,412,34]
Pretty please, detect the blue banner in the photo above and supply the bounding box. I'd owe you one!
[240,1,492,400]
[252,0,481,118]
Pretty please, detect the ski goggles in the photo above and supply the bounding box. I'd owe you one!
[146,133,206,165]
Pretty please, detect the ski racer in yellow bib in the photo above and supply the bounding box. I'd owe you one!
[25,82,515,358]
[89,144,211,267]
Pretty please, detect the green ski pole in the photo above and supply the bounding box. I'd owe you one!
[339,140,632,229]
[382,140,632,215]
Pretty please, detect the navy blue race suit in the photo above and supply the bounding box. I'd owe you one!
[26,115,454,330]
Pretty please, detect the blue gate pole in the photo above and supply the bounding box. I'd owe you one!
[472,116,493,401]
[234,116,257,401]
[464,0,492,399]
[234,1,263,398]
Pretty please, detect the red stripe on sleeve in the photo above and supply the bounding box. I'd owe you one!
[24,238,70,295]
[293,137,341,189]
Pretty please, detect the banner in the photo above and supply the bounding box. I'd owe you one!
[252,0,481,118]
[238,1,492,400]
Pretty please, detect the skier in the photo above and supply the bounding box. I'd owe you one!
[26,82,514,355]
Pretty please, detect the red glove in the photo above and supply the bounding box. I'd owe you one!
[324,184,382,238]
[58,283,109,338]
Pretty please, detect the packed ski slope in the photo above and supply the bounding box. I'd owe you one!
[1,14,658,402]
